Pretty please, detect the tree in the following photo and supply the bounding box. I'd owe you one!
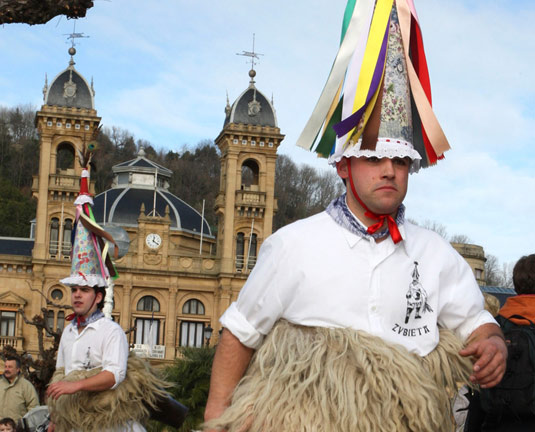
[1,289,70,404]
[147,346,215,432]
[485,254,513,288]
[0,0,94,25]
[450,234,472,244]
[274,155,344,230]
[0,177,36,237]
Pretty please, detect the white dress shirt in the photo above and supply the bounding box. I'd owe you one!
[221,211,496,356]
[57,316,146,432]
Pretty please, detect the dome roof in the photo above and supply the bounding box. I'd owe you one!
[43,51,94,110]
[91,149,212,236]
[224,72,277,128]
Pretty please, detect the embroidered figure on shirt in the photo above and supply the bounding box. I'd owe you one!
[82,346,92,370]
[404,261,433,324]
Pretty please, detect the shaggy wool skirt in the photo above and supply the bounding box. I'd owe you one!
[205,320,473,432]
[48,355,169,432]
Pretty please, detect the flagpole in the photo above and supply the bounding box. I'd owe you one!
[199,199,205,255]
[246,218,254,271]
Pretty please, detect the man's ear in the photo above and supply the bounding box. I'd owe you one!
[95,290,104,305]
[336,158,349,180]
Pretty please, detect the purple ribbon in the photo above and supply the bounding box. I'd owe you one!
[333,19,390,138]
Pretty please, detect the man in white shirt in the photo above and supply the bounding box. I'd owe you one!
[46,285,145,432]
[204,3,507,430]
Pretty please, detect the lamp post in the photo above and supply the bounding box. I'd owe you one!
[204,325,213,347]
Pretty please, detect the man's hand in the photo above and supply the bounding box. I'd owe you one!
[459,324,507,388]
[46,380,82,400]
[47,421,56,432]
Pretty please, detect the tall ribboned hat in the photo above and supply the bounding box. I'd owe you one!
[61,161,118,289]
[296,0,450,173]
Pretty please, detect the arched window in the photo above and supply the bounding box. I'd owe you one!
[57,311,65,331]
[49,218,59,254]
[236,232,244,270]
[62,218,73,255]
[135,296,160,346]
[137,296,160,312]
[46,310,54,335]
[248,233,258,269]
[183,299,205,315]
[241,159,259,189]
[56,143,75,172]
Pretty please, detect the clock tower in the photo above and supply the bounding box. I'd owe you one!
[215,67,284,276]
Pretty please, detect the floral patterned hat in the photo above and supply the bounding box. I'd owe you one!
[60,168,118,288]
[296,0,450,173]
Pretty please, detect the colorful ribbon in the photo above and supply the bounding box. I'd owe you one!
[296,0,451,167]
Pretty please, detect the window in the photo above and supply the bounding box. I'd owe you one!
[236,232,244,270]
[51,289,63,300]
[62,219,73,255]
[56,143,75,172]
[183,299,205,315]
[180,321,204,347]
[0,311,16,337]
[248,234,258,269]
[135,318,159,345]
[241,159,259,189]
[137,296,160,312]
[57,311,65,331]
[49,218,59,255]
[46,310,54,335]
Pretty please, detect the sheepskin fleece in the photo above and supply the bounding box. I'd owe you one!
[205,320,473,432]
[48,354,169,432]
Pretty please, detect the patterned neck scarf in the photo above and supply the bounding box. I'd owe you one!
[66,309,105,329]
[326,193,405,241]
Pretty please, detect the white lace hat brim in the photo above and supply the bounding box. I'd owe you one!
[327,138,422,174]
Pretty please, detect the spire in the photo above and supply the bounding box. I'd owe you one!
[225,90,231,116]
[42,73,48,102]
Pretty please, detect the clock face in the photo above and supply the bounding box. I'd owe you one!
[145,233,162,249]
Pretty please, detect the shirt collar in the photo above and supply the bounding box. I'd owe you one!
[327,194,409,254]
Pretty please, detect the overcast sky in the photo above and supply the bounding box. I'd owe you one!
[1,0,533,268]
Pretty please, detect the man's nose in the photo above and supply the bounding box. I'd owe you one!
[381,159,395,178]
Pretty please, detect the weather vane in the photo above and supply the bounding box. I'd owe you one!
[64,21,89,49]
[236,33,263,71]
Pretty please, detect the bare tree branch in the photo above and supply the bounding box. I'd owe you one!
[0,0,94,25]
[28,284,72,310]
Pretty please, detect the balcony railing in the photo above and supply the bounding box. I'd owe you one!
[235,254,257,273]
[0,336,23,349]
[49,241,72,259]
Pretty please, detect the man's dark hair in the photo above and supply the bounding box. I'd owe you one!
[512,254,535,295]
[0,417,16,428]
[94,286,106,309]
[5,356,21,369]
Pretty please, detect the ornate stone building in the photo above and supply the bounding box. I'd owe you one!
[0,48,504,365]
[0,50,283,362]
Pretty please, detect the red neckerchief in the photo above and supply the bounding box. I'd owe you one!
[346,160,403,244]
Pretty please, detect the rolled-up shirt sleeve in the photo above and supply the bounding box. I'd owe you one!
[100,324,129,389]
[437,250,497,342]
[220,235,286,349]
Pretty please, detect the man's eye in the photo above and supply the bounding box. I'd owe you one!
[367,156,380,163]
[393,157,409,166]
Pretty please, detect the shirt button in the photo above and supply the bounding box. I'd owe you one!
[371,306,377,312]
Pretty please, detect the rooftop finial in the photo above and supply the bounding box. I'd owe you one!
[64,21,89,66]
[42,73,48,102]
[237,33,263,86]
[225,90,231,116]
